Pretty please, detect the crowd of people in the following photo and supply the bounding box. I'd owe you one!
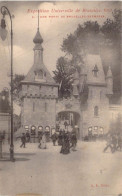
[103,133,122,153]
[19,129,122,155]
[20,130,77,154]
[52,131,77,154]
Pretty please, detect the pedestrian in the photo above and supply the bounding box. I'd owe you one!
[60,132,70,154]
[111,134,118,153]
[40,132,47,149]
[51,132,57,146]
[26,131,30,142]
[58,131,63,146]
[38,134,42,148]
[70,132,77,151]
[116,134,122,151]
[64,121,68,129]
[20,133,26,148]
[103,134,113,153]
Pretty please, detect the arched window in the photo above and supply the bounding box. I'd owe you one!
[94,106,99,116]
[31,125,36,135]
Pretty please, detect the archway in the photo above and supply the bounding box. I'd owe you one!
[56,111,81,139]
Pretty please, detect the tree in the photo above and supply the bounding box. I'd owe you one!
[10,74,25,105]
[53,57,74,98]
[53,9,121,100]
[101,9,121,99]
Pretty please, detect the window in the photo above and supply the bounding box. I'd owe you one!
[25,125,29,131]
[38,70,43,79]
[93,126,98,135]
[92,65,99,77]
[31,126,36,135]
[94,106,99,116]
[45,126,50,132]
[38,126,43,131]
[88,127,92,135]
[99,127,104,135]
[35,69,46,81]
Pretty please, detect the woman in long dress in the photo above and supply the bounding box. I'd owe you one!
[40,132,47,149]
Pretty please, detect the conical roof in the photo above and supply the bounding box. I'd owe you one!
[106,66,113,78]
[24,62,55,84]
[23,28,56,85]
[33,29,43,44]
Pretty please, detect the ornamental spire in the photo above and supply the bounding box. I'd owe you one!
[33,10,43,44]
[106,65,113,78]
[38,9,39,31]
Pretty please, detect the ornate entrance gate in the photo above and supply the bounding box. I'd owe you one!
[56,98,82,139]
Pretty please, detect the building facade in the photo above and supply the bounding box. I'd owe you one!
[20,27,58,137]
[20,26,115,139]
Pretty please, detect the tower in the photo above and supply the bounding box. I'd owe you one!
[81,54,110,136]
[20,11,58,137]
[106,65,113,96]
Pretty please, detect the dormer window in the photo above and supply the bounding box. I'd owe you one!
[34,69,46,82]
[92,65,99,77]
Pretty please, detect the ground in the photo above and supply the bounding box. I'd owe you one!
[0,140,122,196]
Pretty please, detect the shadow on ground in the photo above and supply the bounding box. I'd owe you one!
[0,152,36,162]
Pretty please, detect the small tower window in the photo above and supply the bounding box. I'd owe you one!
[35,69,46,82]
[38,70,43,79]
[94,106,99,116]
[92,65,99,77]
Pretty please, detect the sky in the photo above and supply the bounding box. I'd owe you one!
[0,1,120,92]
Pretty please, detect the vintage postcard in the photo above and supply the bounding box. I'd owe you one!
[0,1,121,196]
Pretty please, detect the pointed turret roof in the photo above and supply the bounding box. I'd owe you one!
[22,15,56,86]
[24,62,55,84]
[33,29,43,44]
[106,66,113,78]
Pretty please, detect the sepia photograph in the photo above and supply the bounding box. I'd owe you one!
[0,1,122,196]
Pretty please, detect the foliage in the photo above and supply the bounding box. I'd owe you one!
[53,9,121,99]
[10,74,25,105]
[53,57,74,98]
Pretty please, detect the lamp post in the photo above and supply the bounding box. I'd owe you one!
[0,6,14,161]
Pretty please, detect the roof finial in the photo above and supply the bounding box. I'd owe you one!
[33,9,43,44]
[38,10,39,31]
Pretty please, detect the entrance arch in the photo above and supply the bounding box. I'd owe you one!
[56,111,81,139]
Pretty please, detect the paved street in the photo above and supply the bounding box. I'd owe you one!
[0,140,122,196]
